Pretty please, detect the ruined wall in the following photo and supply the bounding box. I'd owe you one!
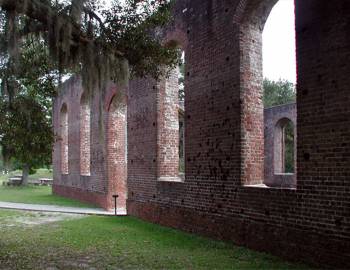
[127,0,350,268]
[52,0,350,267]
[52,76,127,210]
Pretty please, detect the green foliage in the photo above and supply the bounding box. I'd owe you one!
[0,95,53,171]
[0,35,56,175]
[0,1,180,173]
[263,78,296,108]
[0,0,180,96]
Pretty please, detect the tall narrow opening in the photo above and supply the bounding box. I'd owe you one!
[157,47,185,182]
[241,0,297,187]
[262,0,297,188]
[80,92,91,176]
[60,103,69,174]
[107,95,127,210]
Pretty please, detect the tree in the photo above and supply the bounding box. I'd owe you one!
[263,78,296,108]
[0,0,180,184]
[0,0,180,95]
[0,37,57,185]
[0,96,53,185]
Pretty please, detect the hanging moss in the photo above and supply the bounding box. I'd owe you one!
[0,0,179,147]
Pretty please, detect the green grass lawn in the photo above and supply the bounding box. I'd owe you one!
[0,209,315,270]
[0,169,97,208]
[0,185,97,207]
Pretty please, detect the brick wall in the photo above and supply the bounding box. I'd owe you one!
[127,0,350,268]
[53,77,127,210]
[53,0,350,267]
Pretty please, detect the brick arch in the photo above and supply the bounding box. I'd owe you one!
[275,117,294,129]
[80,91,91,176]
[235,0,279,29]
[274,117,295,174]
[107,94,127,210]
[60,103,69,175]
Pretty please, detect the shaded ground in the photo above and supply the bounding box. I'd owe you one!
[0,209,315,270]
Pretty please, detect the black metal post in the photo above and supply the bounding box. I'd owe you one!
[113,194,118,216]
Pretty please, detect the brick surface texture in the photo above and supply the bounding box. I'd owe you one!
[53,0,350,268]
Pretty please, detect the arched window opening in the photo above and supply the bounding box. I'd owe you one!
[274,118,294,174]
[80,92,91,176]
[107,95,127,210]
[60,104,69,174]
[157,47,185,182]
[263,0,297,186]
[242,0,297,187]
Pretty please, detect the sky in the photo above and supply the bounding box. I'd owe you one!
[262,0,296,83]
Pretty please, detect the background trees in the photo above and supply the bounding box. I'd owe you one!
[0,0,179,184]
[263,78,296,108]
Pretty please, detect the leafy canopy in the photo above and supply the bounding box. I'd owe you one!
[0,0,179,176]
[0,0,180,96]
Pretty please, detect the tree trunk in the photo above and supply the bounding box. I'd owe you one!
[21,164,30,186]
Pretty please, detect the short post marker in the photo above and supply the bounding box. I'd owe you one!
[113,194,118,216]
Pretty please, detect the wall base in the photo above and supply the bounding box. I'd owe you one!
[53,185,112,210]
[127,199,350,269]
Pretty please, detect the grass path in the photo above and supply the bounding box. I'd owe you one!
[0,209,315,270]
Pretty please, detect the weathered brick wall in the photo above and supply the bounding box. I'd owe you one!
[53,0,350,267]
[264,103,296,187]
[127,0,350,268]
[53,76,127,209]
